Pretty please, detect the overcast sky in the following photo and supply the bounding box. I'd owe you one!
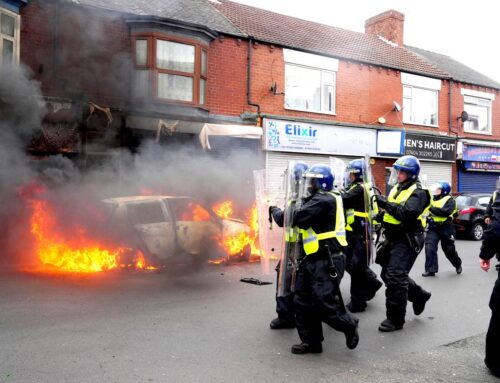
[230,0,500,84]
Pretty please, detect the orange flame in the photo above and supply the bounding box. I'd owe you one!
[181,203,210,222]
[213,201,233,219]
[29,198,156,273]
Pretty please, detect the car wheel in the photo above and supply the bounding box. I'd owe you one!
[470,222,484,241]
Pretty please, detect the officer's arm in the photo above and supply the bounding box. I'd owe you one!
[384,189,427,223]
[429,198,455,217]
[485,196,494,219]
[341,184,363,209]
[271,207,285,227]
[293,196,325,229]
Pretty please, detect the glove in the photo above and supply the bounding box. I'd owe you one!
[268,205,278,216]
[375,195,388,208]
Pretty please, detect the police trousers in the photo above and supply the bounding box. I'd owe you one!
[294,250,358,345]
[424,223,461,273]
[486,271,500,376]
[380,237,427,325]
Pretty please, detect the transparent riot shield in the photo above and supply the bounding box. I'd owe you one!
[362,155,379,264]
[277,161,306,297]
[253,169,282,275]
[329,157,346,192]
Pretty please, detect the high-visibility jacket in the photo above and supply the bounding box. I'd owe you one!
[345,183,379,232]
[430,195,457,223]
[383,184,431,226]
[301,191,348,255]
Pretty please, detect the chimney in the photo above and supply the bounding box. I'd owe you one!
[365,10,405,46]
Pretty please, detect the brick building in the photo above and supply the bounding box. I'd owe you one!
[4,0,500,192]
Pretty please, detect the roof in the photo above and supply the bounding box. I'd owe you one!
[209,0,448,79]
[102,196,191,204]
[406,46,500,90]
[66,0,243,36]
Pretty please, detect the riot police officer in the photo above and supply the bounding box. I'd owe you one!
[375,155,432,332]
[423,181,462,277]
[479,180,500,377]
[341,159,383,312]
[272,164,359,354]
[269,161,309,329]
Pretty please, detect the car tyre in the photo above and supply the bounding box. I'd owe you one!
[470,222,484,241]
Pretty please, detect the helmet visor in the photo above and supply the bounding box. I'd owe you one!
[303,173,323,198]
[429,182,443,196]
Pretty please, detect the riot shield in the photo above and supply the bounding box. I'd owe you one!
[277,161,306,297]
[362,155,379,264]
[329,157,347,191]
[253,169,282,275]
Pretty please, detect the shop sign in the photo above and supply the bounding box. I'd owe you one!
[264,119,376,156]
[376,130,405,156]
[462,144,500,163]
[464,161,500,172]
[404,133,456,162]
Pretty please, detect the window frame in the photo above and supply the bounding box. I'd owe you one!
[402,84,439,127]
[284,62,337,115]
[131,33,208,106]
[463,94,492,135]
[0,7,20,70]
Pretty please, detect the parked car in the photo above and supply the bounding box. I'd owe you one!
[453,193,492,240]
[101,196,251,265]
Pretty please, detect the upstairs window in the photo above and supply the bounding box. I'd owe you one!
[0,8,19,69]
[461,89,494,135]
[401,73,441,127]
[284,49,338,114]
[133,35,207,105]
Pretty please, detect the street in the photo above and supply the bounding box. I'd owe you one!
[0,239,498,383]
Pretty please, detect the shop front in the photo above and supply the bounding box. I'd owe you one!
[458,141,500,193]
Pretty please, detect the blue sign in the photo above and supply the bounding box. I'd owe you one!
[462,144,500,163]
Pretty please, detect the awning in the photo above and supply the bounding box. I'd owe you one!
[199,123,263,150]
[127,116,204,135]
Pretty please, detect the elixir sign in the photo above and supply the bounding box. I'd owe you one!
[404,133,456,162]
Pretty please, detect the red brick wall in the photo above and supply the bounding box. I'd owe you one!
[21,1,131,107]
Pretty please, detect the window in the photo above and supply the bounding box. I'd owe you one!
[128,202,166,225]
[461,88,494,135]
[401,73,441,127]
[403,85,438,126]
[284,49,338,114]
[132,35,207,105]
[0,9,19,69]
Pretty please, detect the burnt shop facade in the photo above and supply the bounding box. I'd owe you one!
[457,140,500,193]
[263,118,457,195]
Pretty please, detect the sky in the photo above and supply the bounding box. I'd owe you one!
[230,0,500,84]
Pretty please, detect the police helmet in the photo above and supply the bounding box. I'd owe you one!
[305,164,334,192]
[346,159,364,179]
[393,155,420,181]
[293,161,309,181]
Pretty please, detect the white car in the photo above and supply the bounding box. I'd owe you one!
[101,196,251,265]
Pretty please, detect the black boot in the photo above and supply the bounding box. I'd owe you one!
[345,327,359,349]
[456,265,462,274]
[346,301,366,313]
[366,279,383,301]
[421,272,435,277]
[413,291,432,316]
[270,317,295,329]
[378,318,403,332]
[291,342,323,354]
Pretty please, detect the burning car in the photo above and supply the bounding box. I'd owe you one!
[101,196,252,266]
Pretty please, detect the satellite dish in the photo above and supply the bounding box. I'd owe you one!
[459,110,469,122]
[392,101,402,112]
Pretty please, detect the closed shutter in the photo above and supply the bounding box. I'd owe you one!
[458,170,499,193]
[419,161,452,187]
[265,151,356,196]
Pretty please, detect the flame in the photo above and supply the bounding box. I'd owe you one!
[181,203,210,222]
[28,198,156,273]
[213,201,233,219]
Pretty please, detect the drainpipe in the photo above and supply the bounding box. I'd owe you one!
[247,38,261,118]
[448,79,453,135]
[52,0,60,80]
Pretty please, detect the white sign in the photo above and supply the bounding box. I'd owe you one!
[377,130,404,155]
[264,119,376,156]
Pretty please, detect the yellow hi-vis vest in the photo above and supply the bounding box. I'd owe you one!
[430,196,457,223]
[345,183,380,232]
[301,191,348,255]
[383,184,430,226]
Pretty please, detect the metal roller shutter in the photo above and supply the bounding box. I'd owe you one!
[265,152,356,196]
[458,170,499,193]
[419,161,452,187]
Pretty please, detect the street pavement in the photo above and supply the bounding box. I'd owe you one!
[0,239,498,383]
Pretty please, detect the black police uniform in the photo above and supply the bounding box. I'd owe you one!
[479,190,500,377]
[269,208,295,328]
[291,190,359,352]
[377,180,432,330]
[341,181,383,312]
[424,196,462,275]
